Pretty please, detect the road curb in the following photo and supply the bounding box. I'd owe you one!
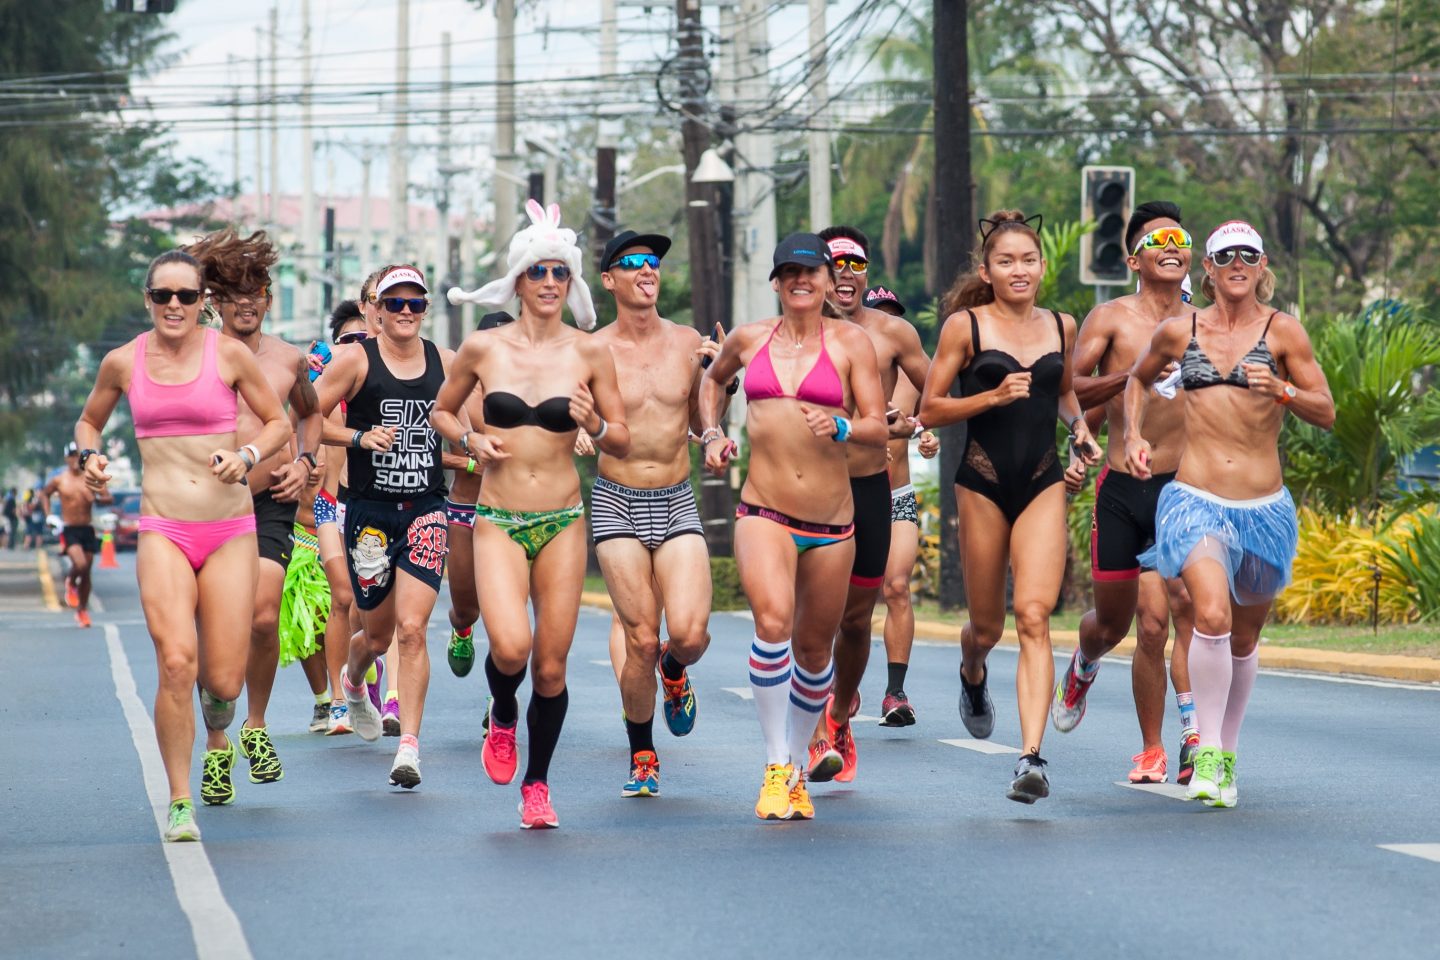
[580,591,1440,684]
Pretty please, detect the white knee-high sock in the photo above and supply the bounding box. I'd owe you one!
[1188,630,1233,750]
[787,657,834,770]
[1221,650,1259,753]
[749,635,792,766]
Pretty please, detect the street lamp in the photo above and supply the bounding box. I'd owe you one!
[692,148,735,184]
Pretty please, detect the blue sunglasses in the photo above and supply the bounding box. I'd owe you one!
[609,253,661,271]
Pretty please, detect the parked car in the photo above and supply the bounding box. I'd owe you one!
[95,490,142,551]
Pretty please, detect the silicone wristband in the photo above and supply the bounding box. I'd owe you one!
[831,416,851,443]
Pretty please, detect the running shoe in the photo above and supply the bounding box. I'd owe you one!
[787,772,814,820]
[958,664,995,739]
[381,697,401,737]
[447,626,475,677]
[1205,751,1238,809]
[65,580,79,608]
[389,743,421,789]
[308,702,329,733]
[199,689,235,732]
[200,738,236,806]
[482,695,492,736]
[342,668,382,741]
[1050,650,1096,733]
[368,657,385,713]
[164,799,201,843]
[879,690,916,727]
[1006,752,1050,804]
[754,763,793,821]
[325,702,352,736]
[1128,745,1168,784]
[238,725,284,784]
[482,705,519,785]
[75,609,92,628]
[826,697,857,783]
[806,735,843,783]
[1176,730,1200,785]
[1186,746,1224,803]
[621,750,661,798]
[658,645,697,737]
[519,781,559,829]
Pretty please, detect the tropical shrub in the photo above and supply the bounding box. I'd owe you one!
[1274,507,1434,625]
[1383,510,1440,622]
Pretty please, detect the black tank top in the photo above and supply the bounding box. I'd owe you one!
[346,337,447,501]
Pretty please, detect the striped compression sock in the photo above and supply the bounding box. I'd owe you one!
[748,635,792,766]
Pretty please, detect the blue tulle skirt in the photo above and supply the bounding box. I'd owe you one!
[1138,481,1299,606]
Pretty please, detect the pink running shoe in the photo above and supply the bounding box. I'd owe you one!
[482,704,518,785]
[519,781,559,829]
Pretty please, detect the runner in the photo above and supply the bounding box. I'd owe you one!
[315,264,457,789]
[280,452,332,732]
[1124,220,1334,807]
[590,229,724,798]
[3,487,19,549]
[1051,201,1199,784]
[22,488,47,550]
[806,227,931,785]
[861,287,940,727]
[74,248,291,840]
[185,227,322,789]
[436,200,630,828]
[919,211,1101,803]
[44,442,113,627]
[697,232,888,821]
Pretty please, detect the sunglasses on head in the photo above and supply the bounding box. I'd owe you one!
[147,288,202,306]
[525,263,572,282]
[214,286,269,303]
[1210,248,1263,267]
[609,253,660,272]
[831,256,869,274]
[380,296,429,314]
[1133,227,1192,254]
[336,331,369,345]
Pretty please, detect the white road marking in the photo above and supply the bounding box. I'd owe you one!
[104,623,254,960]
[589,659,612,667]
[939,738,1020,755]
[1379,844,1440,863]
[722,686,754,701]
[852,714,884,723]
[1116,780,1191,801]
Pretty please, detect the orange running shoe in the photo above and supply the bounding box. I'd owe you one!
[826,698,857,783]
[755,763,793,820]
[787,772,814,820]
[807,736,842,783]
[65,581,79,609]
[1128,745,1168,783]
[75,609,92,628]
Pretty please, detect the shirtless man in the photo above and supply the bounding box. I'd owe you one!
[186,227,322,790]
[45,442,113,627]
[588,230,725,797]
[1050,201,1199,784]
[806,226,931,785]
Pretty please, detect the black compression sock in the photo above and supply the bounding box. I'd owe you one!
[625,715,656,755]
[522,687,570,784]
[484,654,526,727]
[659,649,686,682]
[887,662,908,695]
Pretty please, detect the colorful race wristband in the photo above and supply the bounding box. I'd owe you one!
[465,458,477,474]
[831,416,852,443]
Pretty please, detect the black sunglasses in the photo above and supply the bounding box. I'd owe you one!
[525,263,572,282]
[336,331,369,345]
[380,296,429,315]
[147,288,202,306]
[1210,248,1263,267]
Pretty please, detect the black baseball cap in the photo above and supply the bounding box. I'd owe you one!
[862,285,906,316]
[600,230,672,272]
[769,232,830,280]
[477,311,515,331]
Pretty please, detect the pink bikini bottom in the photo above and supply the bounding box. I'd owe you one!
[139,515,257,571]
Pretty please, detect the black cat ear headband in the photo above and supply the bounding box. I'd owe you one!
[978,214,1044,243]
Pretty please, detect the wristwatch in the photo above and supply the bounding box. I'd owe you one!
[294,451,318,470]
[77,448,99,470]
[1277,382,1297,405]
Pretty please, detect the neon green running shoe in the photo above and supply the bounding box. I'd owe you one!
[1185,746,1223,803]
[1205,750,1238,808]
[165,799,201,842]
[448,627,476,677]
[201,738,236,806]
[238,725,284,784]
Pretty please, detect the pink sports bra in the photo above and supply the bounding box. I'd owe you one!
[129,328,238,438]
[744,320,846,409]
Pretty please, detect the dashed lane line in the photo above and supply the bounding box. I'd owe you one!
[939,738,1021,756]
[1378,844,1440,864]
[104,623,254,960]
[1115,780,1191,801]
[722,687,754,701]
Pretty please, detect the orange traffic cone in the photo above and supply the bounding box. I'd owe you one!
[99,532,119,569]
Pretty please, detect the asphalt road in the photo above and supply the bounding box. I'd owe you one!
[3,549,1438,959]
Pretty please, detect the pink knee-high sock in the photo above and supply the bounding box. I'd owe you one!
[1187,630,1233,750]
[1221,649,1259,753]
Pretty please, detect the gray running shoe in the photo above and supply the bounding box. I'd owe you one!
[1006,753,1050,804]
[309,702,330,733]
[959,664,995,739]
[343,668,383,741]
[164,799,201,842]
[199,689,235,732]
[389,742,421,789]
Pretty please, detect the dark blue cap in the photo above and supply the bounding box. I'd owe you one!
[769,232,829,280]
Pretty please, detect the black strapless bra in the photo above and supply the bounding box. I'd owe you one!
[483,391,577,432]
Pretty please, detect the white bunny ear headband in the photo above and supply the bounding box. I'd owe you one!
[447,199,598,330]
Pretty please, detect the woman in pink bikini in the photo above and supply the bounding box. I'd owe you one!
[74,249,291,842]
[697,233,888,822]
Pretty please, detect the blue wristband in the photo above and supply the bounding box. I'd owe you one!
[831,416,851,443]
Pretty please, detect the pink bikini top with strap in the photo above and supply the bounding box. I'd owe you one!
[743,320,846,409]
[129,328,238,438]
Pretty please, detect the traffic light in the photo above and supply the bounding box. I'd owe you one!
[1079,165,1135,285]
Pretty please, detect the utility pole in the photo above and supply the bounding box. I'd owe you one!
[253,28,264,225]
[735,0,777,327]
[494,0,518,255]
[806,0,831,230]
[300,0,317,327]
[437,31,461,347]
[933,0,972,610]
[389,0,410,262]
[676,0,732,556]
[268,6,279,233]
[592,0,619,266]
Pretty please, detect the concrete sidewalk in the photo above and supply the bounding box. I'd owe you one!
[0,547,60,613]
